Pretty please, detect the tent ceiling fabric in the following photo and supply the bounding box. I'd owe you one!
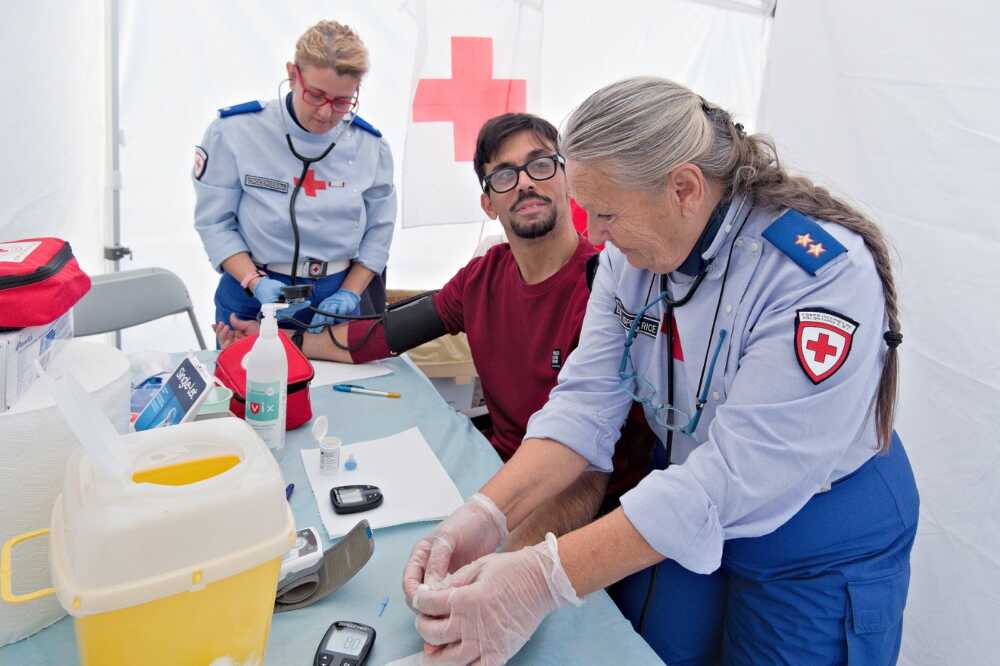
[756,2,1000,664]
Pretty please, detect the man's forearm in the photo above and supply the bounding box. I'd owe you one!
[301,323,354,363]
[503,471,609,551]
[480,437,589,531]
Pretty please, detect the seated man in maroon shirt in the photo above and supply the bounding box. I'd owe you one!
[217,113,653,548]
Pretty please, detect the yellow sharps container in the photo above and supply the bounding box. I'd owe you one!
[2,417,294,666]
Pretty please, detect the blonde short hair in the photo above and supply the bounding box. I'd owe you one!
[295,20,369,77]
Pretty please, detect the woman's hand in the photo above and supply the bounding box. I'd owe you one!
[402,494,509,608]
[412,534,581,666]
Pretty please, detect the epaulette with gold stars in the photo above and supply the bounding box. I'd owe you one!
[762,209,847,275]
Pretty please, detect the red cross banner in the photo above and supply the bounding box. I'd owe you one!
[794,308,859,384]
[402,0,543,227]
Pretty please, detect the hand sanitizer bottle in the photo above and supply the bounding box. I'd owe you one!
[244,303,288,459]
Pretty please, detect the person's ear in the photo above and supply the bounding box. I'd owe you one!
[286,62,296,87]
[480,191,499,220]
[668,164,706,218]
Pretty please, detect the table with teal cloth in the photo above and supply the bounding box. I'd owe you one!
[0,355,662,665]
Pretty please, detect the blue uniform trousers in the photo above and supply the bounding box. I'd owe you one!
[610,433,918,665]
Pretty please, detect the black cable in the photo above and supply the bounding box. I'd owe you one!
[638,300,674,637]
[636,201,754,635]
[284,134,337,288]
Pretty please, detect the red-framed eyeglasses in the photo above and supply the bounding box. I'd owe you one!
[294,64,359,113]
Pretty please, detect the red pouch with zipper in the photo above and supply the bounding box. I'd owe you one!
[214,331,315,430]
[0,238,91,330]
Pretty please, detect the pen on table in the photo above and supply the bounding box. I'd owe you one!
[333,383,401,399]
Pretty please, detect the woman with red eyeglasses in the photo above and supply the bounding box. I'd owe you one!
[194,20,396,345]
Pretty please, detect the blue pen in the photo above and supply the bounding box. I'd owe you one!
[285,483,294,501]
[333,383,401,399]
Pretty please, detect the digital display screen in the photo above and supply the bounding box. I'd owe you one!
[337,488,363,504]
[325,625,367,656]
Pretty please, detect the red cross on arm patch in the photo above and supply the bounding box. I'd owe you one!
[794,308,859,384]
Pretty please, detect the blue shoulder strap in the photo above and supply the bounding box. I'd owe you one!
[350,115,382,138]
[762,209,847,275]
[218,100,265,118]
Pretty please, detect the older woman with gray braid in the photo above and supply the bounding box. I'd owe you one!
[404,77,918,666]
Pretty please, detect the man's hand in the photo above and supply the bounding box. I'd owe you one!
[402,493,508,608]
[213,313,261,349]
[412,534,582,666]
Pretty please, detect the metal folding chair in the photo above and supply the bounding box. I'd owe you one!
[72,267,207,349]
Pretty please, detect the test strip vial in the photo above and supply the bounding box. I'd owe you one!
[319,436,342,475]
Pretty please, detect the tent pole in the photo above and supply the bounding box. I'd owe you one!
[104,0,129,348]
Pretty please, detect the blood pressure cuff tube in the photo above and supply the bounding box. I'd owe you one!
[383,290,448,355]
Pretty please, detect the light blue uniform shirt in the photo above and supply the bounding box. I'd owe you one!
[525,194,889,574]
[193,99,396,273]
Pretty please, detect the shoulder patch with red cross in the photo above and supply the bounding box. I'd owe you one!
[794,308,859,384]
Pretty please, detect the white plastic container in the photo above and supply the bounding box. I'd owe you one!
[243,303,288,458]
[0,340,129,646]
[320,436,342,475]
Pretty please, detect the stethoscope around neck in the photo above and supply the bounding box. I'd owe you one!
[276,77,355,298]
[619,197,753,438]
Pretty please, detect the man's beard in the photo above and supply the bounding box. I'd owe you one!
[508,193,558,239]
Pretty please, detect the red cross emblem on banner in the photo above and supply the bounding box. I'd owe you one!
[412,36,527,161]
[794,308,859,384]
[294,169,327,197]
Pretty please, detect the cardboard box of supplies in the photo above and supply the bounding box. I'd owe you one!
[0,310,73,412]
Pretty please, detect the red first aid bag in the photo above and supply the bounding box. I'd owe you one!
[214,331,315,430]
[0,238,91,330]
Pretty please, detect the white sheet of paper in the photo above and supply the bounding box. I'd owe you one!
[384,653,424,666]
[309,360,391,387]
[301,427,463,539]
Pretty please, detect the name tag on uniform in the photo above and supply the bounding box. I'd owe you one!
[614,298,660,339]
[245,174,289,194]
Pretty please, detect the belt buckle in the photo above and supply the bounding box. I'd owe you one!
[305,259,328,278]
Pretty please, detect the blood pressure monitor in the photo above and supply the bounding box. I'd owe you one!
[314,620,375,666]
[330,484,383,514]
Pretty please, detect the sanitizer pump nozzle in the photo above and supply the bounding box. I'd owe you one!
[245,303,289,458]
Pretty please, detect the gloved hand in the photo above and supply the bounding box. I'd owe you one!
[402,493,508,608]
[412,533,583,666]
[309,288,361,331]
[251,276,286,304]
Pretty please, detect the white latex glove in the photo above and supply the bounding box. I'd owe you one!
[412,533,582,666]
[402,493,508,608]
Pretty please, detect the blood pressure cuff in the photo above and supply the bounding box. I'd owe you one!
[274,520,375,613]
[383,290,447,355]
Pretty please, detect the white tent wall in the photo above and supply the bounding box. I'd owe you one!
[757,2,1000,664]
[0,3,109,278]
[110,0,769,352]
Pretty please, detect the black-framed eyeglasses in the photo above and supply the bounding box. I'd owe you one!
[482,154,564,193]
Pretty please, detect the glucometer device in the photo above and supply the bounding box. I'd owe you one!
[314,620,375,666]
[330,485,383,514]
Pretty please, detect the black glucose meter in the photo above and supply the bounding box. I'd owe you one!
[314,620,375,666]
[330,484,383,514]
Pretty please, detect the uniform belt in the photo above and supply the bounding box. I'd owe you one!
[261,258,350,278]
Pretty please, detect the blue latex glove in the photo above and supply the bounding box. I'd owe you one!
[252,276,286,304]
[309,288,361,331]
